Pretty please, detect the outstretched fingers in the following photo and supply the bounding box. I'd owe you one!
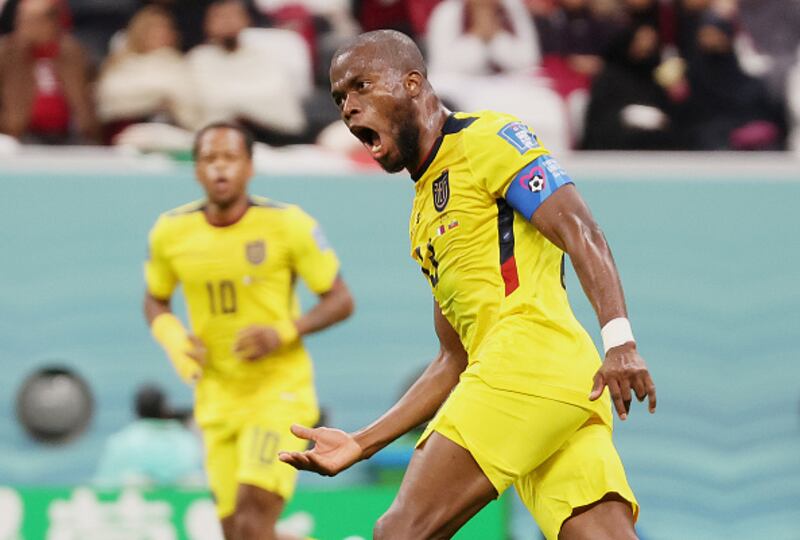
[278,451,313,470]
[289,424,317,442]
[607,379,628,420]
[278,449,334,476]
[645,372,657,413]
[588,372,605,401]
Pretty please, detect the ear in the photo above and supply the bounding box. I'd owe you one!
[405,71,424,98]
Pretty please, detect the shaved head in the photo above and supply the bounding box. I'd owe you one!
[332,30,427,78]
[329,30,448,175]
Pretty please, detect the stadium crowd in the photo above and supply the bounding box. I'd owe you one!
[0,0,798,153]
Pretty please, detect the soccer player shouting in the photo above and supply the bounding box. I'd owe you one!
[144,123,354,540]
[280,31,657,540]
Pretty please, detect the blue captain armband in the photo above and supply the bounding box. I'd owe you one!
[504,155,574,220]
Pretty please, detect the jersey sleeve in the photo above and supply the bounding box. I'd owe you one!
[144,216,178,299]
[466,115,574,219]
[287,207,340,294]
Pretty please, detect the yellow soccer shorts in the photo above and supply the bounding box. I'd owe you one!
[202,401,319,518]
[418,371,638,540]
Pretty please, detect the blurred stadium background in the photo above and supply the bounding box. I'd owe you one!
[1,0,799,539]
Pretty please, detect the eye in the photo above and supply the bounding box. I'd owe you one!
[356,80,370,91]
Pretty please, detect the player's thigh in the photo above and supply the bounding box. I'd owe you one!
[202,421,240,520]
[376,431,498,540]
[515,419,638,540]
[418,371,592,497]
[236,404,318,504]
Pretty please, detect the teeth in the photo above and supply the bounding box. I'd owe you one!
[371,144,382,153]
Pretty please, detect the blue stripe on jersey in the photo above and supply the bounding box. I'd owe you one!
[504,155,574,220]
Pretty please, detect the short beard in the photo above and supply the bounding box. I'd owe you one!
[382,101,421,173]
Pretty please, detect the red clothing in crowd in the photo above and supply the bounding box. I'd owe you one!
[28,41,70,135]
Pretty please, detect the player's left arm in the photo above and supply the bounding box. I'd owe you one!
[529,183,656,420]
[474,118,655,419]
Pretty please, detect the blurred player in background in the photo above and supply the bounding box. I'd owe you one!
[144,122,354,540]
[280,31,656,540]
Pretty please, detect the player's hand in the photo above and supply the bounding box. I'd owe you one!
[589,342,656,420]
[233,325,281,361]
[278,425,363,477]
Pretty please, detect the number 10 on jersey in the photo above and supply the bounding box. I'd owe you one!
[206,280,237,314]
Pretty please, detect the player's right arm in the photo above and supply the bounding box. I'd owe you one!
[278,301,467,476]
[143,217,205,384]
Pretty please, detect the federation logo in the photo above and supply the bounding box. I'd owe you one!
[498,122,539,155]
[432,170,450,212]
[520,166,546,193]
[245,240,266,265]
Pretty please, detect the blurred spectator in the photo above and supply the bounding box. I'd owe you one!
[143,0,216,52]
[533,0,616,98]
[97,6,200,143]
[255,0,359,85]
[673,0,711,59]
[582,25,681,150]
[788,47,800,153]
[66,0,138,65]
[427,0,540,76]
[737,0,800,101]
[622,0,675,38]
[93,383,203,488]
[187,0,307,145]
[354,0,441,40]
[683,12,786,150]
[0,0,70,35]
[0,0,98,143]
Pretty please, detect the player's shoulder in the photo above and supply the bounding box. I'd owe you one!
[460,110,529,138]
[460,110,544,156]
[248,196,314,225]
[147,200,205,247]
[248,195,290,211]
[151,200,205,230]
[247,195,299,219]
[164,199,206,217]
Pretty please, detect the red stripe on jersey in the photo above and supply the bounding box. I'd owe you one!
[501,256,520,296]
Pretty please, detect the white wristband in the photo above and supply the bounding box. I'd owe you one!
[601,317,635,354]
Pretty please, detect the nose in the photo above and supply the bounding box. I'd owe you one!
[342,92,361,121]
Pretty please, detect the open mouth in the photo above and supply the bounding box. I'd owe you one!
[350,126,383,156]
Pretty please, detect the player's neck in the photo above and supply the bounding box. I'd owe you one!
[410,104,449,176]
[204,196,250,227]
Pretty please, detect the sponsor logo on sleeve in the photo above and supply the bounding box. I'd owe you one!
[498,122,539,154]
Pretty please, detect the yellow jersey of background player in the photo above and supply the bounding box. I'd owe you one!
[143,122,354,539]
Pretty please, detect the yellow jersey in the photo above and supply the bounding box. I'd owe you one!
[145,196,339,423]
[410,111,611,425]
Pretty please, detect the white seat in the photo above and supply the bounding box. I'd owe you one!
[241,27,313,100]
[430,73,571,154]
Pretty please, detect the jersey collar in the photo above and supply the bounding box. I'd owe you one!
[411,113,477,183]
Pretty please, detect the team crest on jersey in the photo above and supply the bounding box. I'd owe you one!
[432,170,450,212]
[520,165,547,192]
[246,240,266,265]
[498,122,539,154]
